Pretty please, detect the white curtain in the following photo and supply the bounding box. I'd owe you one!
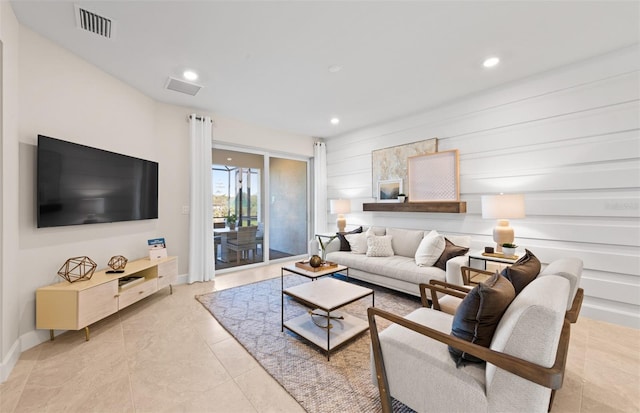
[188,114,214,283]
[313,141,328,234]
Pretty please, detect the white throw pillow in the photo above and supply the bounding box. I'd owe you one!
[346,232,368,254]
[366,235,394,257]
[415,230,446,267]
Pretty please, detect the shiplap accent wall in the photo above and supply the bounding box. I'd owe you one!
[324,46,640,328]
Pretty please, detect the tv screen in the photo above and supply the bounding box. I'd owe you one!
[37,135,159,228]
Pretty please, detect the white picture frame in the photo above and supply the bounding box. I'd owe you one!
[377,179,403,202]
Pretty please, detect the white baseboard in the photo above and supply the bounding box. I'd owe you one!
[0,329,55,383]
[582,304,640,329]
[176,272,189,284]
[0,338,21,383]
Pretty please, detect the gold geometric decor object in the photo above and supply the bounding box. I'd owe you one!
[57,256,97,283]
[108,255,128,271]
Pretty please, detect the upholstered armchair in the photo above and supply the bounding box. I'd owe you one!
[368,271,579,413]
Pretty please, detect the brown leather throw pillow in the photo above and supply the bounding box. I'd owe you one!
[500,249,541,295]
[449,272,516,365]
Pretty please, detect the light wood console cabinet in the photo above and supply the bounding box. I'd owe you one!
[36,256,178,341]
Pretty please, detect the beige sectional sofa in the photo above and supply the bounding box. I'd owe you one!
[324,226,471,296]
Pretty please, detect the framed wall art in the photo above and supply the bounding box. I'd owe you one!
[377,179,403,202]
[371,138,437,198]
[407,150,459,202]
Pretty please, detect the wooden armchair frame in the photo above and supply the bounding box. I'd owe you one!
[369,279,578,413]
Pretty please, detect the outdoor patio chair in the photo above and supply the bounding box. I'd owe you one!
[226,226,258,262]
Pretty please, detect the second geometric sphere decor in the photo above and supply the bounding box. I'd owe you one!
[57,256,97,283]
[108,255,128,271]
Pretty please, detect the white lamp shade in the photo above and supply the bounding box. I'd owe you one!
[330,199,351,215]
[330,199,350,233]
[481,194,525,219]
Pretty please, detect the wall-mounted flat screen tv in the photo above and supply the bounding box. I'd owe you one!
[37,135,159,228]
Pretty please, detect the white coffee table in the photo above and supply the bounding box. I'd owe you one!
[281,277,374,360]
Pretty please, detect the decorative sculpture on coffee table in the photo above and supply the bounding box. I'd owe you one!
[309,255,323,268]
[57,256,97,283]
[108,255,128,271]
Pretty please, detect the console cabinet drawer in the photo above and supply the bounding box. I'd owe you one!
[157,259,178,290]
[118,278,158,310]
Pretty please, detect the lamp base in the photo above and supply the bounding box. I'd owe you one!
[493,219,514,252]
[336,215,346,233]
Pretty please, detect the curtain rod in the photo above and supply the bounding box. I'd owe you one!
[188,115,213,123]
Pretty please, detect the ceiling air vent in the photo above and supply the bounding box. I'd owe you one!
[75,5,114,39]
[165,77,203,96]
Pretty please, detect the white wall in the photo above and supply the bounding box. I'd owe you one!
[0,19,314,383]
[325,46,640,328]
[213,115,313,157]
[17,26,164,352]
[1,1,21,382]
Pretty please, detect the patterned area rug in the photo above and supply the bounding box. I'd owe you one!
[196,274,421,413]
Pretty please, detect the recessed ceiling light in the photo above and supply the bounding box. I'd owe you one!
[330,117,340,125]
[226,157,232,161]
[328,65,342,73]
[483,57,500,68]
[183,70,198,81]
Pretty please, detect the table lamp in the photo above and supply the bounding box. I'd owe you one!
[330,199,351,232]
[481,194,525,252]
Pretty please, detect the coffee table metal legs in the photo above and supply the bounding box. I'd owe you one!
[282,293,374,361]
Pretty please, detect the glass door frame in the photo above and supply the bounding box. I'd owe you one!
[213,143,312,273]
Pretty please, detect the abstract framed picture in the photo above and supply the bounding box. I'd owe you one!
[371,138,438,197]
[377,179,403,202]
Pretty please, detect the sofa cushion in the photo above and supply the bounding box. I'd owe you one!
[449,272,515,364]
[415,230,446,267]
[500,249,541,295]
[345,232,368,254]
[326,251,445,285]
[369,226,387,236]
[434,238,469,271]
[366,235,394,257]
[336,226,363,251]
[386,228,424,258]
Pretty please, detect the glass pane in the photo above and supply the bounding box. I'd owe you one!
[213,149,264,270]
[269,157,308,258]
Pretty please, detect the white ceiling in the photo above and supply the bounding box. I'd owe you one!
[10,1,640,138]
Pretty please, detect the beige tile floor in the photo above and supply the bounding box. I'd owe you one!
[1,260,638,412]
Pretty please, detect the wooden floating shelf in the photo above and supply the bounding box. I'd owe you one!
[362,202,467,213]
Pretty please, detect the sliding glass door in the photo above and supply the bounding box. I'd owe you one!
[212,150,265,270]
[213,148,309,270]
[268,157,308,258]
